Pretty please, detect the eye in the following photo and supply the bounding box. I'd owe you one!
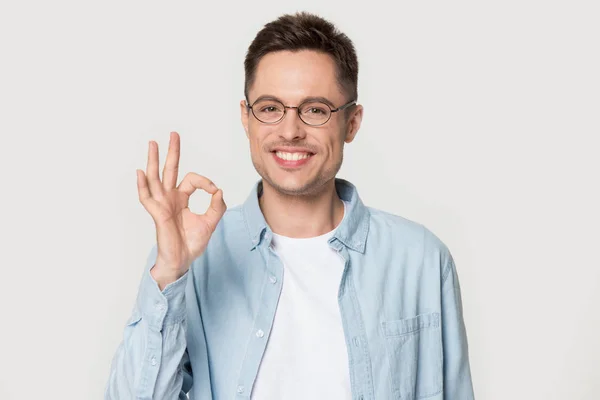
[300,102,330,116]
[304,106,328,115]
[258,104,283,113]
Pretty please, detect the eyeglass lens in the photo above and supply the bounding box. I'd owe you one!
[251,99,331,125]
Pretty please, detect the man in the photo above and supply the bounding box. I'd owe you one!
[105,11,474,400]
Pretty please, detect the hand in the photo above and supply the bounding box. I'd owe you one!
[136,131,227,288]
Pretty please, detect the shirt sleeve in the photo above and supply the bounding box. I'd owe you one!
[104,245,193,400]
[441,251,475,399]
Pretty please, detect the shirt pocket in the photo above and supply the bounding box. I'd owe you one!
[381,312,443,399]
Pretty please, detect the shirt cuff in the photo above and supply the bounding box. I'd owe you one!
[134,245,189,331]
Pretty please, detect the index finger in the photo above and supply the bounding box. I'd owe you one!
[177,172,218,197]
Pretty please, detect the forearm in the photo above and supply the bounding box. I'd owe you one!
[105,255,190,399]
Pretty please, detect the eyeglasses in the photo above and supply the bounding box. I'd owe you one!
[246,98,356,126]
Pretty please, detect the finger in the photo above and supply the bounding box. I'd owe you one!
[177,172,218,197]
[204,189,227,227]
[136,169,158,212]
[146,141,164,198]
[162,131,180,190]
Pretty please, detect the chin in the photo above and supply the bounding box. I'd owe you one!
[264,172,330,197]
[253,155,339,197]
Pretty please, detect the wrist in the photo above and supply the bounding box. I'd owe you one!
[150,264,185,291]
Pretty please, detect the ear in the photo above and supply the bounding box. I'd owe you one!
[344,104,364,144]
[240,99,250,138]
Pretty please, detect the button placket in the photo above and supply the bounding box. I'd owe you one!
[234,244,282,398]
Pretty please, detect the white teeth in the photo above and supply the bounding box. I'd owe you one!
[275,151,311,161]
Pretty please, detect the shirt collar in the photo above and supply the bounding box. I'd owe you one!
[242,178,370,253]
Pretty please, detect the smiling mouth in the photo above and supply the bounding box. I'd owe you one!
[272,150,315,161]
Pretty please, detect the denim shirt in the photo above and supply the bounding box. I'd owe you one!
[105,178,474,400]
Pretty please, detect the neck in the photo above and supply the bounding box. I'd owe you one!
[258,179,345,238]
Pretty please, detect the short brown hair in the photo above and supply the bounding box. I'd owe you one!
[244,12,358,102]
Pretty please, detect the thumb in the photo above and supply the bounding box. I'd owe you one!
[205,189,227,226]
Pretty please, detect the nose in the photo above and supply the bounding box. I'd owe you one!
[278,107,307,141]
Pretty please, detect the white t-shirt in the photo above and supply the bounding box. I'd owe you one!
[251,201,352,400]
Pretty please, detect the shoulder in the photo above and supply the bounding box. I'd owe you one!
[367,207,446,247]
[207,203,247,244]
[218,203,245,225]
[190,204,251,274]
[366,206,453,272]
[367,206,425,240]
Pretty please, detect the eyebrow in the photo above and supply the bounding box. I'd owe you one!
[251,95,337,108]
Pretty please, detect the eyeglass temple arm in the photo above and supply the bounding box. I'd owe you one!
[331,100,357,113]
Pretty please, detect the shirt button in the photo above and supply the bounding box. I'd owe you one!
[151,357,157,366]
[237,385,244,394]
[256,329,264,338]
[156,303,165,311]
[269,275,277,284]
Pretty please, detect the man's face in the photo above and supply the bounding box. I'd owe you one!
[240,50,363,197]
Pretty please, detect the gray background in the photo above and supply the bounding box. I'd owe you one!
[0,1,598,399]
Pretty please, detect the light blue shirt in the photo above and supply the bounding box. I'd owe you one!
[105,178,474,399]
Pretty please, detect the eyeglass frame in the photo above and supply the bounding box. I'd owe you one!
[245,97,357,126]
